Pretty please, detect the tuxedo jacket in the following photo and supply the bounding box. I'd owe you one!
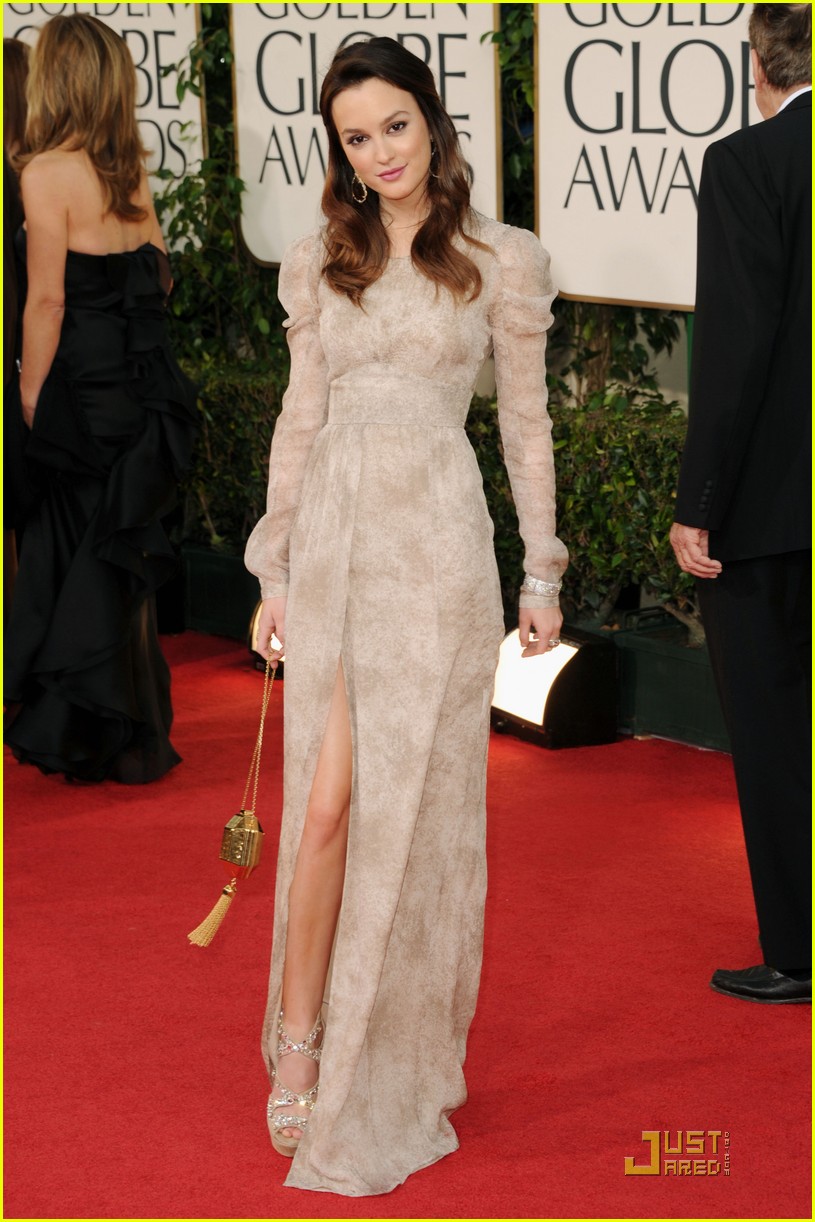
[674,92,811,562]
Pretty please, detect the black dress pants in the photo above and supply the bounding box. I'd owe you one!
[697,550,811,968]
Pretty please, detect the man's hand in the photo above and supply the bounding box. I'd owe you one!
[670,523,722,579]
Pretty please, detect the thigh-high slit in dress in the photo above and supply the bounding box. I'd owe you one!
[244,214,568,1195]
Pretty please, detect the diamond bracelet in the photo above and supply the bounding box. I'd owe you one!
[521,574,562,598]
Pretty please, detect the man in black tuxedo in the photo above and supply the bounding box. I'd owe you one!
[671,4,811,1004]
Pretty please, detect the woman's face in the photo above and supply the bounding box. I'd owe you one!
[331,77,432,211]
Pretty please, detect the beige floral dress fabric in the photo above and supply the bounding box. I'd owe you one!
[245,214,567,1196]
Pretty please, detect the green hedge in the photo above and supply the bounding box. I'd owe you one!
[550,387,696,632]
[462,386,696,630]
[180,366,286,553]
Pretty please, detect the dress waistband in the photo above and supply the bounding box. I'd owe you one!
[327,370,472,428]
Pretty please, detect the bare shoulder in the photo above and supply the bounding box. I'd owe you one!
[20,151,57,190]
[22,150,93,208]
[22,148,86,183]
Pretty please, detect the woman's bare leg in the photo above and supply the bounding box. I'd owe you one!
[273,660,352,1140]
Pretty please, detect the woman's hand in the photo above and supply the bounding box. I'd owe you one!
[518,605,563,658]
[256,596,287,666]
[20,387,37,429]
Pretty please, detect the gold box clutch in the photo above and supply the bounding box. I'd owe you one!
[188,662,275,947]
[220,812,264,873]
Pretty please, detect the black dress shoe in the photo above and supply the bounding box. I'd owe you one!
[710,964,811,1004]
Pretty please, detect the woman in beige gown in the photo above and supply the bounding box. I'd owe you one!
[245,37,567,1196]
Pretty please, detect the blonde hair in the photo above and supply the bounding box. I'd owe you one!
[4,38,30,158]
[22,14,147,221]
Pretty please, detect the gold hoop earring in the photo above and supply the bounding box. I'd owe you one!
[351,172,368,204]
[429,145,441,181]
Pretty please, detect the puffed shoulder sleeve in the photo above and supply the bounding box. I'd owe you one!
[244,231,330,599]
[489,226,568,607]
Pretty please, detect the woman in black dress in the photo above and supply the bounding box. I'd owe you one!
[4,38,30,619]
[4,15,197,783]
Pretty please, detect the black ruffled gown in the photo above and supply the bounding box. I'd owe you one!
[4,236,197,783]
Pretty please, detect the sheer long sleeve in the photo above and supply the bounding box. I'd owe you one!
[489,227,568,608]
[244,232,329,598]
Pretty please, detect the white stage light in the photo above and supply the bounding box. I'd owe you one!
[491,628,617,748]
[492,630,578,725]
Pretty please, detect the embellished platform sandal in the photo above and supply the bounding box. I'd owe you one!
[266,1010,324,1157]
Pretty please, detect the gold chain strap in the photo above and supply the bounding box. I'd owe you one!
[187,660,276,947]
[240,660,276,815]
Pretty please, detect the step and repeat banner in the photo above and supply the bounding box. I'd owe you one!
[5,2,762,300]
[231,2,501,265]
[537,3,760,309]
[3,2,204,184]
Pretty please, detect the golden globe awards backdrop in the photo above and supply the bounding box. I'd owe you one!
[3,2,204,185]
[231,2,501,265]
[536,2,762,308]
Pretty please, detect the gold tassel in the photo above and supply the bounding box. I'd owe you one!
[188,880,238,947]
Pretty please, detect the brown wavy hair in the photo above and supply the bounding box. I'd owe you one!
[319,37,489,305]
[21,14,147,221]
[4,39,30,158]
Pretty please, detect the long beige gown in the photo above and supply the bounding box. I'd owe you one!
[244,213,568,1196]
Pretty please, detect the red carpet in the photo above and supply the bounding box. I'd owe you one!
[4,633,810,1219]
